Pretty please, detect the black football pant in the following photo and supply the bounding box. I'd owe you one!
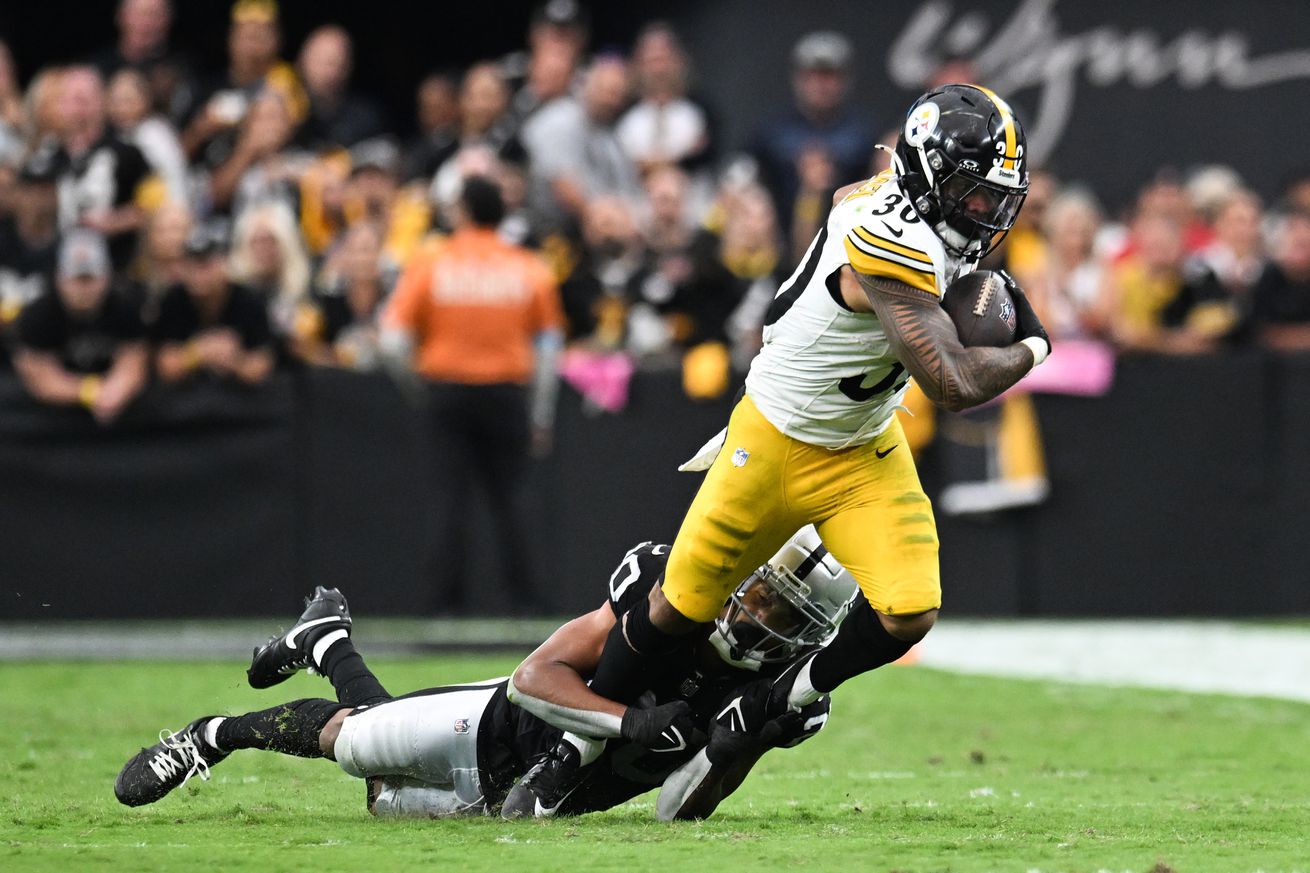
[427,381,538,614]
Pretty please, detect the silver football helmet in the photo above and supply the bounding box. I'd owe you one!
[710,526,859,669]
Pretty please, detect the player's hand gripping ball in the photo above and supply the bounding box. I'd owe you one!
[942,270,1019,347]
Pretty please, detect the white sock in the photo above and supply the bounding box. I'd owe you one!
[561,731,605,767]
[312,629,349,671]
[787,656,823,709]
[203,716,226,752]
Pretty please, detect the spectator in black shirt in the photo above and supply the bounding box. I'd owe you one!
[90,0,196,126]
[295,25,385,149]
[153,221,275,385]
[50,66,152,273]
[1251,209,1310,352]
[0,155,61,329]
[13,229,147,423]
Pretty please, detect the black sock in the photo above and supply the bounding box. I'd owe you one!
[589,599,691,703]
[317,638,391,708]
[807,599,915,693]
[212,698,347,758]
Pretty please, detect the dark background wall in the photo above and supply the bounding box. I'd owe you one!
[3,356,1308,621]
[6,0,1310,211]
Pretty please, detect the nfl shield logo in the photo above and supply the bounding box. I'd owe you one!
[453,718,470,734]
[731,447,750,467]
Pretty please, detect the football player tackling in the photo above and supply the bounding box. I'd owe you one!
[114,529,856,820]
[506,84,1051,813]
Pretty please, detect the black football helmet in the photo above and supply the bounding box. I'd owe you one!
[893,83,1029,258]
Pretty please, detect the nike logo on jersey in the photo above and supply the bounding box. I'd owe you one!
[881,221,904,238]
[653,726,687,753]
[875,445,898,459]
[284,615,346,650]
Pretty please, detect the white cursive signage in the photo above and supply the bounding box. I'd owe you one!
[888,0,1310,165]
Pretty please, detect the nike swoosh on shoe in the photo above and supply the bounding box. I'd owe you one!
[285,615,347,649]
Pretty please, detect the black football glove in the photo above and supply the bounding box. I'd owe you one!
[705,705,827,766]
[999,270,1050,360]
[620,700,707,753]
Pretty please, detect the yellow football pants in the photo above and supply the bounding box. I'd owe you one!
[663,395,941,622]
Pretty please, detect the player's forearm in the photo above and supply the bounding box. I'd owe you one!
[860,271,1034,412]
[656,746,766,821]
[507,660,625,738]
[14,352,83,405]
[231,349,275,384]
[924,343,1035,412]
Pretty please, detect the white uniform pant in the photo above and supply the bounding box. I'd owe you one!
[333,680,504,818]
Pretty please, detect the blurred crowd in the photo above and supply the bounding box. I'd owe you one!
[3,0,1310,431]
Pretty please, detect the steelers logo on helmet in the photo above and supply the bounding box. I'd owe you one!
[904,101,940,148]
[893,83,1030,258]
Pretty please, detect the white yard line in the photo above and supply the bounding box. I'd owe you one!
[915,620,1310,702]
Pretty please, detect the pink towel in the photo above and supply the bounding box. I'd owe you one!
[561,349,635,413]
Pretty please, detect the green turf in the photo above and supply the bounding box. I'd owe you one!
[2,657,1307,873]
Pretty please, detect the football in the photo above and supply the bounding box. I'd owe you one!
[942,270,1018,347]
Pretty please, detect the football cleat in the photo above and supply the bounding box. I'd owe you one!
[500,741,584,819]
[115,718,228,806]
[247,586,352,689]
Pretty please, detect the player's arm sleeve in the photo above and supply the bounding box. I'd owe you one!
[852,266,1034,413]
[506,603,626,739]
[843,225,940,297]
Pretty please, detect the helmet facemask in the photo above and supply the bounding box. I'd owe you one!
[933,158,1027,257]
[712,563,847,667]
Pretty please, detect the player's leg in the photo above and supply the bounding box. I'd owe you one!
[333,683,502,816]
[114,698,350,807]
[778,418,941,709]
[246,586,391,708]
[589,396,800,703]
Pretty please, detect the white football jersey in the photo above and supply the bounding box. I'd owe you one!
[745,172,972,449]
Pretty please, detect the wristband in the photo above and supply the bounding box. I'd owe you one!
[1020,336,1049,367]
[78,375,102,409]
[184,341,202,370]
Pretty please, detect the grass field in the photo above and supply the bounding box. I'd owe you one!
[3,655,1308,873]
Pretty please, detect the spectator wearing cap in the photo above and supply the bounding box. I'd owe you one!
[343,138,430,266]
[12,229,148,423]
[49,66,154,273]
[382,176,563,614]
[751,31,876,250]
[521,55,640,219]
[153,221,275,384]
[295,25,385,150]
[181,0,306,171]
[0,156,61,330]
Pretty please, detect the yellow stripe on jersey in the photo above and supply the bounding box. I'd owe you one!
[851,227,934,267]
[973,84,1018,170]
[843,236,939,296]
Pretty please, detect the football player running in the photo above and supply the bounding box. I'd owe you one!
[507,84,1051,812]
[114,528,856,820]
